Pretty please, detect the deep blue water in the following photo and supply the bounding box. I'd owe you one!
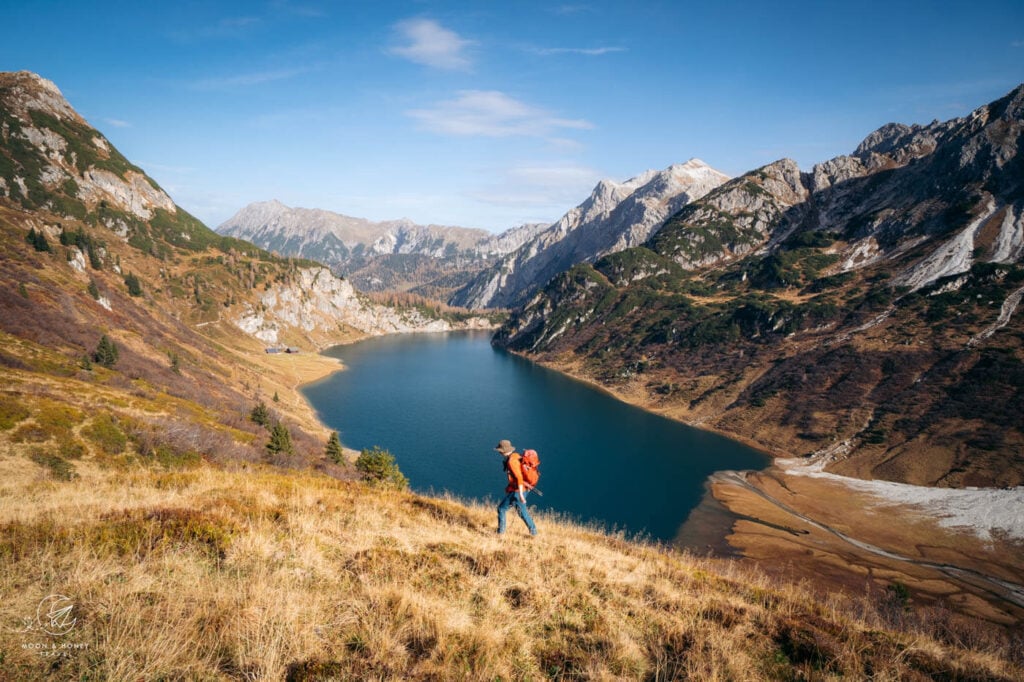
[302,331,767,544]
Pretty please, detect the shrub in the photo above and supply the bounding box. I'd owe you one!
[0,394,30,430]
[82,413,128,455]
[355,446,408,490]
[28,447,77,481]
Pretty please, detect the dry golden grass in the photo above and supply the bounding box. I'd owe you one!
[1,449,1020,681]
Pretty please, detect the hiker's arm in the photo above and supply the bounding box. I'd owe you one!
[510,457,527,503]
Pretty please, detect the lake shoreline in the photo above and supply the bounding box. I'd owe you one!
[519,350,1024,626]
[298,332,1022,625]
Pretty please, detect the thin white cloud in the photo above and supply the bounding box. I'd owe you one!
[389,18,475,70]
[190,67,309,91]
[1012,40,1024,48]
[530,46,626,56]
[103,118,130,128]
[408,90,594,138]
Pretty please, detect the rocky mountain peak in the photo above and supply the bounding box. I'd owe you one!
[449,161,731,309]
[0,71,80,122]
[0,70,176,223]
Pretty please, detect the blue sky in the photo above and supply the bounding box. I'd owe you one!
[3,1,1023,232]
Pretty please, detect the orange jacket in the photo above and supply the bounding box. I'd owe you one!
[503,452,524,493]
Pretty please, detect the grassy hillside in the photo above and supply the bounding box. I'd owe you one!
[2,454,1021,680]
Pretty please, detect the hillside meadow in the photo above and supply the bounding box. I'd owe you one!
[1,444,1021,680]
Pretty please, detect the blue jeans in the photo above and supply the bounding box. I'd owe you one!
[497,490,537,535]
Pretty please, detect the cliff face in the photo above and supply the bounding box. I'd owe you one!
[233,265,492,346]
[449,160,730,309]
[496,84,1024,489]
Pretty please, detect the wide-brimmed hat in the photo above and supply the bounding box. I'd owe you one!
[494,439,515,454]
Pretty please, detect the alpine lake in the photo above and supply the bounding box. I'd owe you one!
[302,330,769,547]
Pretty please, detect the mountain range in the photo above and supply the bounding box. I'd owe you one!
[219,160,730,309]
[2,71,1023,675]
[495,83,1024,489]
[217,200,548,300]
[450,159,730,309]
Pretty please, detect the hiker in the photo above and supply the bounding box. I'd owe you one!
[494,439,538,536]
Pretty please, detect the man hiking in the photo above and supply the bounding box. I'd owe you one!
[494,439,538,536]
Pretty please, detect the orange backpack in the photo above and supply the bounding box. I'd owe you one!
[520,449,540,489]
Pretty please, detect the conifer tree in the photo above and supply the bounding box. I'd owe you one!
[249,401,270,427]
[355,447,408,490]
[124,272,142,296]
[93,335,119,368]
[87,280,100,300]
[87,243,102,270]
[266,423,294,456]
[25,227,50,252]
[325,431,344,464]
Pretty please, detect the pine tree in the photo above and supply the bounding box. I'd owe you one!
[124,272,142,296]
[272,391,280,402]
[87,243,102,270]
[250,401,271,427]
[266,423,294,456]
[93,335,119,368]
[87,280,100,300]
[355,447,408,490]
[25,227,50,252]
[325,431,344,464]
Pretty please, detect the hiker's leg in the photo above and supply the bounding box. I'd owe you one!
[496,492,514,534]
[514,493,538,535]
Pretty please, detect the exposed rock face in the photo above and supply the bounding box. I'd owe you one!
[496,83,1024,489]
[233,266,492,344]
[0,71,177,222]
[217,200,546,299]
[450,159,730,309]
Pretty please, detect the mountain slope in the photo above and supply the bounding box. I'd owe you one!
[3,460,1020,679]
[496,84,1024,488]
[217,200,547,299]
[0,70,491,475]
[450,159,730,309]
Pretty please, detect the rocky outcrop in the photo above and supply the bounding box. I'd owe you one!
[0,71,177,222]
[233,266,493,344]
[451,159,730,309]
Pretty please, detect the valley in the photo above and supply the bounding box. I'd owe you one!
[1,64,1022,678]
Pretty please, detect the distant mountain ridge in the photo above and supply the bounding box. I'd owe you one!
[496,83,1024,489]
[449,159,730,309]
[221,160,730,307]
[217,201,548,299]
